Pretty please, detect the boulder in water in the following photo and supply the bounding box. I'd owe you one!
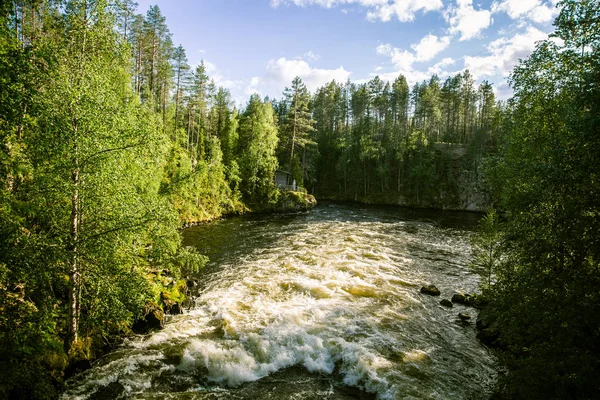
[440,299,453,308]
[458,312,471,320]
[451,292,474,306]
[133,304,164,333]
[186,278,198,288]
[162,298,182,315]
[420,285,441,296]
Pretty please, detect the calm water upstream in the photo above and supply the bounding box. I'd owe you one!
[62,202,497,400]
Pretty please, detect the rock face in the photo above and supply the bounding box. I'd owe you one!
[132,306,164,333]
[420,285,441,296]
[440,299,453,308]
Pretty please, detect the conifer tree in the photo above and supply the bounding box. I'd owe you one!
[280,76,315,187]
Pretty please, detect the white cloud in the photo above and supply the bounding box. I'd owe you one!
[463,26,548,80]
[429,57,456,74]
[192,60,246,103]
[304,51,320,60]
[491,0,558,24]
[375,42,455,85]
[246,56,352,99]
[377,43,415,72]
[203,60,218,75]
[411,34,451,62]
[445,0,493,41]
[271,0,443,22]
[366,0,444,22]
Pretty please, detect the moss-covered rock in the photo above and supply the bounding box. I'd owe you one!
[250,190,317,213]
[132,303,164,333]
[276,190,317,212]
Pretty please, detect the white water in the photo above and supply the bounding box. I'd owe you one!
[62,203,496,399]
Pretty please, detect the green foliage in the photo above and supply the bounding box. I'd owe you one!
[308,71,500,208]
[172,246,208,277]
[470,209,502,294]
[237,94,280,205]
[478,0,600,397]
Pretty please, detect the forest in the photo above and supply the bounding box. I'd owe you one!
[0,0,598,398]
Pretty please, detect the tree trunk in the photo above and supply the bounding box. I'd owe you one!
[65,143,81,354]
[175,65,181,134]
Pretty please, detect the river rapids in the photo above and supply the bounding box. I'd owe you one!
[61,202,497,399]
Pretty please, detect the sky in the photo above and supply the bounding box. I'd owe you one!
[134,0,560,104]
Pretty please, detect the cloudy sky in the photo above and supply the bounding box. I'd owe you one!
[135,0,559,104]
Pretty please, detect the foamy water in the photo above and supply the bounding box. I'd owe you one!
[62,203,496,399]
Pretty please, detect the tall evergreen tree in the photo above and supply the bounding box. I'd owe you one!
[279,76,315,187]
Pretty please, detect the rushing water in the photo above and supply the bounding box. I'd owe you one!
[62,202,496,400]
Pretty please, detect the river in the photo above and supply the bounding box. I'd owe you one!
[61,202,497,399]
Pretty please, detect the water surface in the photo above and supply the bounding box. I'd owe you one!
[62,202,496,399]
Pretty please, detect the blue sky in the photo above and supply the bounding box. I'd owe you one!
[135,0,559,104]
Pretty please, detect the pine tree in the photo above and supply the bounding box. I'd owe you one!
[280,76,315,187]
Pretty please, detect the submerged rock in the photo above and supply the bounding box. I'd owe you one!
[440,299,453,308]
[420,285,441,296]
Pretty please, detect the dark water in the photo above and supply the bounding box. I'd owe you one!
[62,202,496,399]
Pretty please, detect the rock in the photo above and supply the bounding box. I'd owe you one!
[170,302,182,315]
[161,291,184,315]
[186,278,198,288]
[420,285,441,296]
[162,298,182,314]
[64,358,92,379]
[458,312,471,320]
[132,306,164,333]
[440,299,453,308]
[451,292,473,306]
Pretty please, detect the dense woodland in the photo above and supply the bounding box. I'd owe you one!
[0,0,598,398]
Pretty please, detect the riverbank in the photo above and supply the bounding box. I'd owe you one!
[56,190,318,388]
